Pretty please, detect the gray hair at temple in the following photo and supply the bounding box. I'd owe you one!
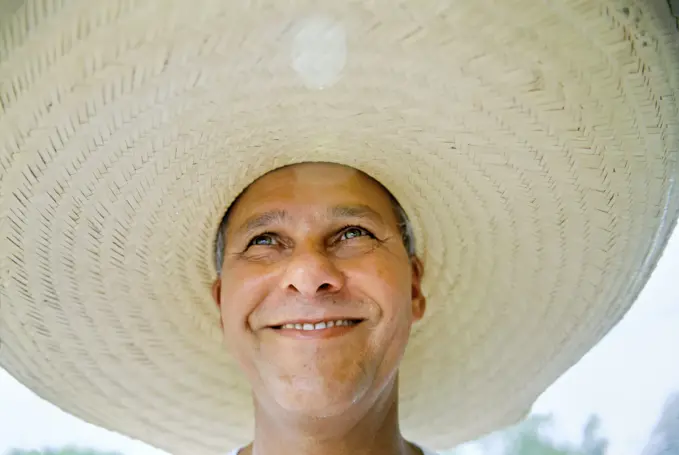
[214,191,416,276]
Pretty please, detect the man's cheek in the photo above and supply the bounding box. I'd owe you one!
[373,306,411,349]
[222,321,256,375]
[220,311,245,353]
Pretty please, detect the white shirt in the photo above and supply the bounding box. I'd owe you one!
[226,444,438,455]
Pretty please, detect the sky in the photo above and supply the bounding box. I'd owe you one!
[1,226,678,455]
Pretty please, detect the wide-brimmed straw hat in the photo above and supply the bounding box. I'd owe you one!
[1,1,678,454]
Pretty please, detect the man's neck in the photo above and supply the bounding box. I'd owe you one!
[241,378,422,455]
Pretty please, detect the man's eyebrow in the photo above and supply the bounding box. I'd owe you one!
[329,204,384,223]
[235,210,290,238]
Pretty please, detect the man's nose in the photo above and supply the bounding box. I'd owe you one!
[281,246,345,298]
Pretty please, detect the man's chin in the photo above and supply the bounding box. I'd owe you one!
[264,379,374,418]
[274,395,364,419]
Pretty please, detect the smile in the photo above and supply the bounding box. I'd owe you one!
[269,319,365,339]
[277,319,361,330]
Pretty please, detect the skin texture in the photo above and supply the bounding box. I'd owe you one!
[212,162,427,455]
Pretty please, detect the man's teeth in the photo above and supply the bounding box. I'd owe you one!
[280,320,358,330]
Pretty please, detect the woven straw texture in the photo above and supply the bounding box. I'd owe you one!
[1,0,678,454]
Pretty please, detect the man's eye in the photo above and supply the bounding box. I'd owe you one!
[248,234,277,247]
[339,227,373,241]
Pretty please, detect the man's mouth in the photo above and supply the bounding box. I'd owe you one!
[270,319,364,331]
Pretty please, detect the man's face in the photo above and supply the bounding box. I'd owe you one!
[212,162,425,418]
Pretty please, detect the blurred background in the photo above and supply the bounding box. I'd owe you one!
[1,226,678,455]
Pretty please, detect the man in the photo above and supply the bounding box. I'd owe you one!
[211,162,430,455]
[0,2,677,455]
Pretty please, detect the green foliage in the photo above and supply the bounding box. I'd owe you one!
[641,391,679,455]
[444,413,609,455]
[505,415,607,455]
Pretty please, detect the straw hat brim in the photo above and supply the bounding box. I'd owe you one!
[1,1,678,454]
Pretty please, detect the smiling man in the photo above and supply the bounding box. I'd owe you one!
[211,162,430,455]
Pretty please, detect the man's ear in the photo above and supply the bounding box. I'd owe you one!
[212,278,224,330]
[411,256,426,321]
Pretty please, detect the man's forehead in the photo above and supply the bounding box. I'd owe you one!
[244,162,373,192]
[223,163,401,233]
[233,163,393,208]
